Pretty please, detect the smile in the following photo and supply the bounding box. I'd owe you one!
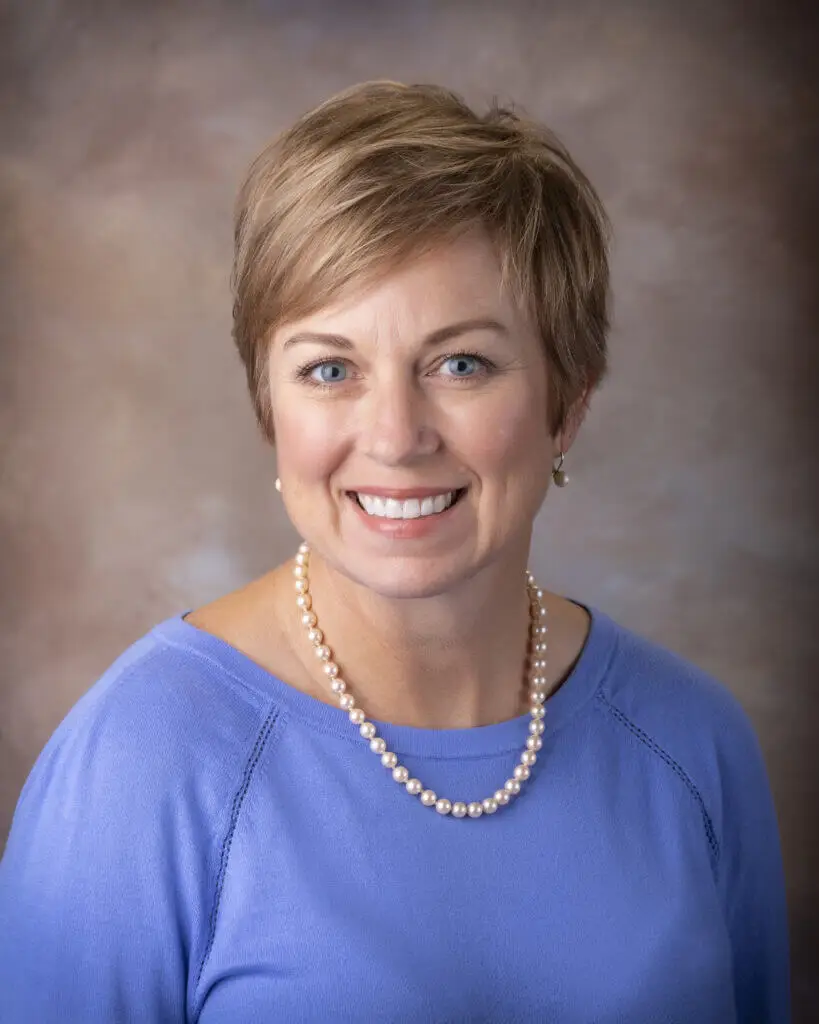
[349,489,466,520]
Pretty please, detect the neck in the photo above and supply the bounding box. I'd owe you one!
[283,549,537,729]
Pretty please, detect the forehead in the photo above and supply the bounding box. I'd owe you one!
[274,232,523,345]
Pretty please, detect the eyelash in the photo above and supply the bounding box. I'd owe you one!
[294,351,496,390]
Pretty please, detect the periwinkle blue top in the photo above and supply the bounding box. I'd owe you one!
[0,605,790,1022]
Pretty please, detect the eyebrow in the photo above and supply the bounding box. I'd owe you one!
[281,317,509,352]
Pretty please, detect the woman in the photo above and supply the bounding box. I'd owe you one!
[0,82,790,1023]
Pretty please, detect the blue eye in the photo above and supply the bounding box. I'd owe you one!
[441,355,481,378]
[309,361,347,384]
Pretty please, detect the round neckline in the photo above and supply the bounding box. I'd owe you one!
[153,601,618,759]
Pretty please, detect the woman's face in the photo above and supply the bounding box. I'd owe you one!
[268,231,564,598]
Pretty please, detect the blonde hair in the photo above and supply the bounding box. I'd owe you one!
[232,81,611,440]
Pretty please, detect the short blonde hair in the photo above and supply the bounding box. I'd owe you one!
[232,81,611,440]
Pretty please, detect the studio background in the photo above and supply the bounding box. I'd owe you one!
[1,1,817,1018]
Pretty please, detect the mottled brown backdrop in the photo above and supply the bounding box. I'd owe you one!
[1,0,817,1017]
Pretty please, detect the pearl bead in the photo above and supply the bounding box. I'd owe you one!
[291,541,548,822]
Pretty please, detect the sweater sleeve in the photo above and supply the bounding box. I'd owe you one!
[0,657,224,1022]
[716,702,791,1023]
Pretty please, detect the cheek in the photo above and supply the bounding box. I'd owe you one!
[454,386,549,469]
[273,395,346,482]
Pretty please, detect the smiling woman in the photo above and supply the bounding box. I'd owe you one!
[267,231,565,595]
[0,81,790,1023]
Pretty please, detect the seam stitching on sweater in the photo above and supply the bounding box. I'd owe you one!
[597,691,721,864]
[192,706,280,1018]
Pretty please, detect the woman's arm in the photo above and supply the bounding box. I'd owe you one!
[717,707,791,1023]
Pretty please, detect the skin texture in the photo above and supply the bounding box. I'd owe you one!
[189,231,591,728]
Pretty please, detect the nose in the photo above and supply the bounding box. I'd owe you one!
[359,372,441,466]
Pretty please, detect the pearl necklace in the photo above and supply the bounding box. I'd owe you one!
[292,542,549,819]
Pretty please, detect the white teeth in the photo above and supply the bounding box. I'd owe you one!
[356,491,459,519]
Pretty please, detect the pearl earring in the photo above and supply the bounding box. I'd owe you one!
[275,477,282,493]
[552,452,569,488]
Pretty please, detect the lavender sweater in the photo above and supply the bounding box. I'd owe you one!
[0,605,790,1022]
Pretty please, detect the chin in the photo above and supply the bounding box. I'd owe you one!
[330,550,484,602]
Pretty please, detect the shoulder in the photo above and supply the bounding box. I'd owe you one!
[597,611,760,752]
[592,609,772,851]
[16,615,280,838]
[591,612,789,1019]
[0,618,286,1020]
